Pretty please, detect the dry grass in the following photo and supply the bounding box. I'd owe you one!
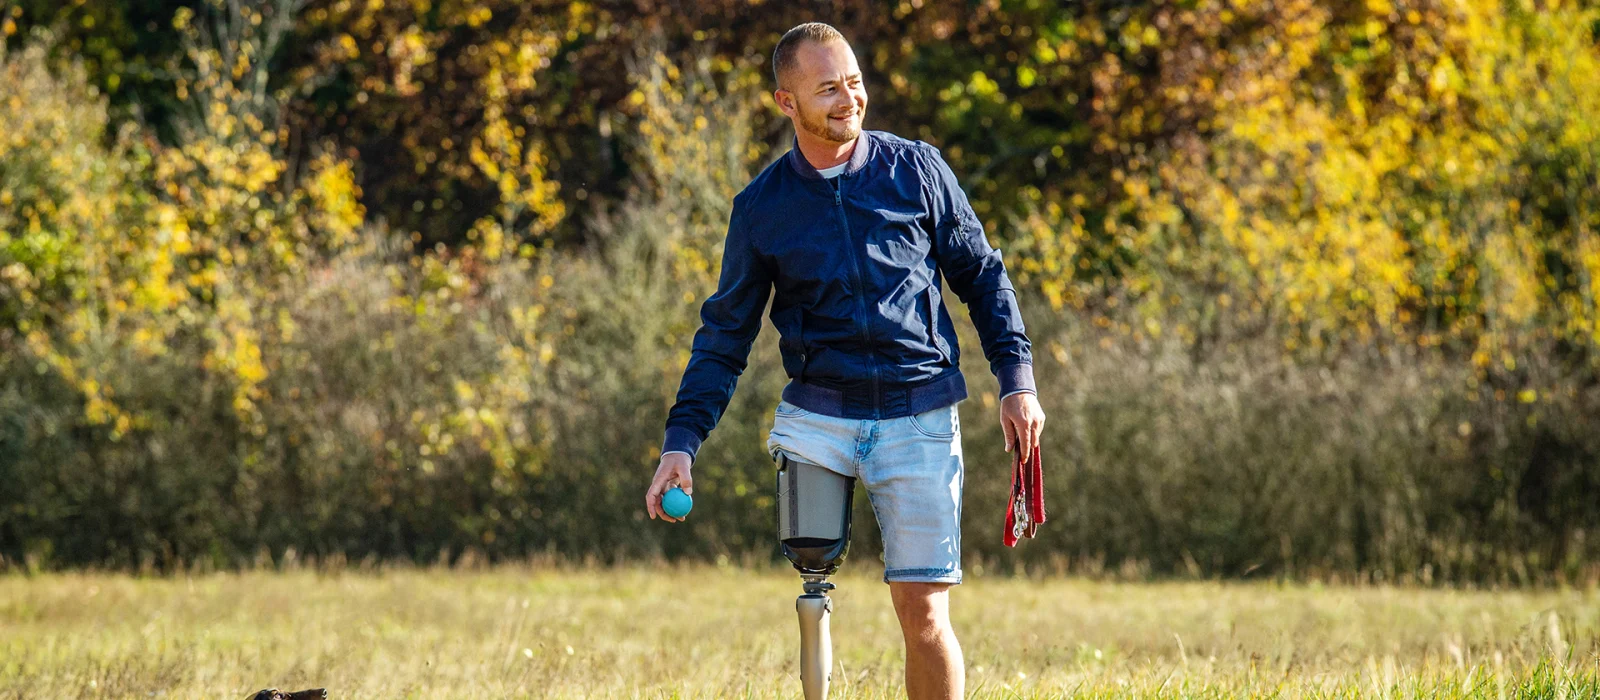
[1,563,1597,698]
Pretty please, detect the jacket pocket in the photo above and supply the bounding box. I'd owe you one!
[797,312,808,381]
[779,308,809,382]
[926,287,951,366]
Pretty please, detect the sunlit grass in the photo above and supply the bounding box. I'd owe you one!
[1,563,1596,698]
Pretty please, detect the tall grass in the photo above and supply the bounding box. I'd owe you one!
[0,564,1596,698]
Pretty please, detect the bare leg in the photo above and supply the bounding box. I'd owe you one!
[888,581,964,700]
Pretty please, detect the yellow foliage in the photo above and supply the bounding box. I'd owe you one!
[1,6,372,436]
[1013,0,1600,367]
[624,47,766,292]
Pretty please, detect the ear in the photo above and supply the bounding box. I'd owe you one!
[773,88,795,117]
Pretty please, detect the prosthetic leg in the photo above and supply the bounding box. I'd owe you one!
[776,452,855,700]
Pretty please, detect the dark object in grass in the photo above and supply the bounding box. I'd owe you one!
[250,690,327,700]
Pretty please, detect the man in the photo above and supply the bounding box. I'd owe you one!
[643,22,1045,700]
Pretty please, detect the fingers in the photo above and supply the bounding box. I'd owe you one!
[1003,398,1045,463]
[645,469,677,523]
[646,461,693,523]
[645,477,663,521]
[1023,420,1038,463]
[1024,413,1035,462]
[1023,409,1046,463]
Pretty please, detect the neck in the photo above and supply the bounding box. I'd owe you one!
[797,130,858,171]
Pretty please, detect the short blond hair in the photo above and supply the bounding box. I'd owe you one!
[772,23,847,90]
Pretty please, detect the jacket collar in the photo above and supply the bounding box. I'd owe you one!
[786,130,874,180]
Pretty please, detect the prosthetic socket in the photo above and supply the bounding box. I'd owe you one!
[775,452,855,700]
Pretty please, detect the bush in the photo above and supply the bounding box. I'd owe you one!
[3,16,1599,585]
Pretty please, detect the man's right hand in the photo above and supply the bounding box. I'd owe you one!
[645,452,695,523]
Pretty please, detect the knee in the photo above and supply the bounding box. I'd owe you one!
[889,582,951,635]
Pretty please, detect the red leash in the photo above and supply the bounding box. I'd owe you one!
[1002,438,1046,547]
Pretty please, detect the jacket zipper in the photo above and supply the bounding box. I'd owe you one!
[832,175,880,414]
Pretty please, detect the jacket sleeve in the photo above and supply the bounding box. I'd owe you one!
[660,202,773,464]
[918,143,1036,398]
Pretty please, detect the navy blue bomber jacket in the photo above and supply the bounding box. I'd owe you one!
[661,129,1035,463]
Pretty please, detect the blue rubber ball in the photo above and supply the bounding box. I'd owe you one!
[662,487,693,518]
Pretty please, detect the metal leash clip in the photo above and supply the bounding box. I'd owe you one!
[1011,435,1030,540]
[1011,492,1029,540]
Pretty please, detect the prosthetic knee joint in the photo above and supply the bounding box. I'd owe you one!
[775,452,855,700]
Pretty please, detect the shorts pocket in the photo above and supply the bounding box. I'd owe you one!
[775,400,811,418]
[909,405,958,439]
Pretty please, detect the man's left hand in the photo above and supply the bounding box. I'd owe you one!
[1000,392,1045,463]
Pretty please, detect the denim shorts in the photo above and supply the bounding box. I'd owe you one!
[766,399,964,584]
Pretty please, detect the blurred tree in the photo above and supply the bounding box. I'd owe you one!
[0,0,194,132]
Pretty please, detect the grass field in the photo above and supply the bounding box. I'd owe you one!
[1,562,1597,698]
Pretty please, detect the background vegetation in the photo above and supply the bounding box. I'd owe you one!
[2,0,1599,582]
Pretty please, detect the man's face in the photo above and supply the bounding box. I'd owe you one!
[776,39,868,144]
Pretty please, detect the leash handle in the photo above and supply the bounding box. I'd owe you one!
[1002,436,1046,547]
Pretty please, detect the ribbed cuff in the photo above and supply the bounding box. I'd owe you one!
[661,425,703,463]
[995,362,1036,398]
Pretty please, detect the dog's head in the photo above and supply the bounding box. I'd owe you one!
[250,689,327,700]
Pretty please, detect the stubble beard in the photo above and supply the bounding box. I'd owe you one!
[797,101,862,144]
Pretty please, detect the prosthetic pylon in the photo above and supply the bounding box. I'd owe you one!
[775,452,855,700]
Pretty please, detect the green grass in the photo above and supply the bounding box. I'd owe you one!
[1,562,1597,698]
